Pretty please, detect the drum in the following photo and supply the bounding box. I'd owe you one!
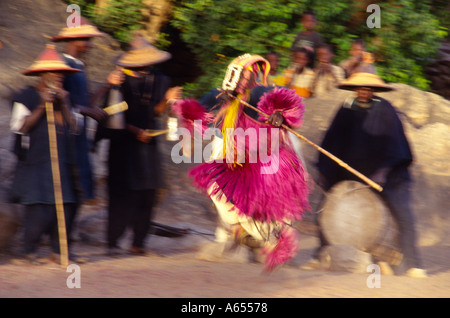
[319,180,402,265]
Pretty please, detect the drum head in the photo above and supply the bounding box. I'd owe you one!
[319,180,389,252]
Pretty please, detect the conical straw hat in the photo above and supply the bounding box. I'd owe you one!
[338,72,394,92]
[51,17,105,42]
[22,44,81,76]
[115,34,171,68]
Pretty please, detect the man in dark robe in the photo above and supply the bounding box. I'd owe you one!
[10,45,83,264]
[313,72,426,277]
[103,35,182,255]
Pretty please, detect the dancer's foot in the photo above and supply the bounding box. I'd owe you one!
[300,258,321,270]
[406,267,428,278]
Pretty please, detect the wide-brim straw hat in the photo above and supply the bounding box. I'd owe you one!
[51,17,105,42]
[22,44,81,76]
[115,34,171,68]
[338,72,394,92]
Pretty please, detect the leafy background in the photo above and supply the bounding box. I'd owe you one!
[67,0,448,97]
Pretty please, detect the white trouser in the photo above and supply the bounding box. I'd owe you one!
[208,183,277,243]
[207,134,299,244]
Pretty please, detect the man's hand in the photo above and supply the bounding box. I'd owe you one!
[39,88,57,104]
[107,67,125,86]
[155,86,183,115]
[54,87,69,101]
[136,129,152,143]
[370,167,390,187]
[78,106,108,123]
[267,111,284,127]
[165,86,183,101]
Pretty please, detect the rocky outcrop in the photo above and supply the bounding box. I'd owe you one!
[0,0,122,101]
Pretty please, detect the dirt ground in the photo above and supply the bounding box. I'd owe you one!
[0,194,449,299]
[0,236,449,299]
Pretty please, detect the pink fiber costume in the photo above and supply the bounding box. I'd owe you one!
[173,54,310,270]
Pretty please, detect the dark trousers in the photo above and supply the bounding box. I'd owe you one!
[75,130,94,200]
[380,179,421,271]
[107,189,156,249]
[23,203,77,255]
[314,179,421,271]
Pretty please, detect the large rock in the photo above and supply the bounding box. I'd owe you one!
[0,0,122,101]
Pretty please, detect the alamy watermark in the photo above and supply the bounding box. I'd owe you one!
[66,264,81,288]
[366,4,381,28]
[366,264,381,288]
[66,4,81,28]
[170,122,281,175]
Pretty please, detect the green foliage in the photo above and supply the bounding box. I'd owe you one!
[91,0,145,44]
[171,0,447,96]
[171,0,308,96]
[429,0,450,38]
[66,0,146,44]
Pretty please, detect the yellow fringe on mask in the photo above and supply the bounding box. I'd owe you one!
[222,97,240,161]
[222,91,253,165]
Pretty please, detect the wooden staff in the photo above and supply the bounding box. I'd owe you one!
[45,101,69,268]
[218,89,383,192]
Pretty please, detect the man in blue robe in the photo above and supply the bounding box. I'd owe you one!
[51,19,108,202]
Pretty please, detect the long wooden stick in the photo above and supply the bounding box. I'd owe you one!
[45,102,69,268]
[218,89,383,192]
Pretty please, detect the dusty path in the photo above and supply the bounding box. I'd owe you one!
[1,216,449,299]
